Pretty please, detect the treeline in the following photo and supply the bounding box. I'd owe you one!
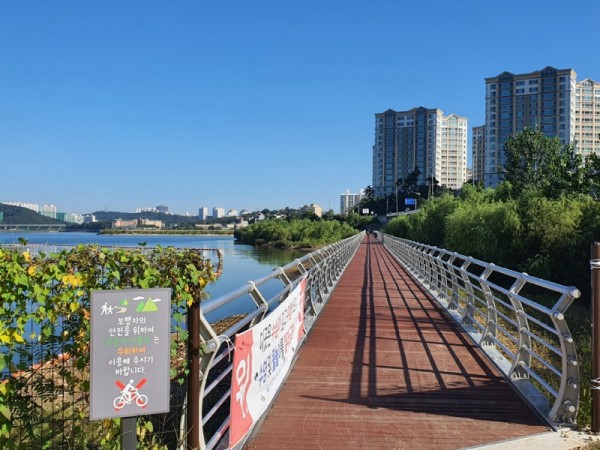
[234,218,358,248]
[384,128,600,297]
[384,186,599,296]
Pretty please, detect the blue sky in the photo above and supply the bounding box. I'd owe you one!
[1,1,599,215]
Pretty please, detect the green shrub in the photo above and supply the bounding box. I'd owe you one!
[0,245,220,449]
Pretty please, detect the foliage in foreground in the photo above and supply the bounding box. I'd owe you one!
[0,244,219,449]
[234,218,358,248]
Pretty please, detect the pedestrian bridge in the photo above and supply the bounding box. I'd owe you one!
[187,232,582,449]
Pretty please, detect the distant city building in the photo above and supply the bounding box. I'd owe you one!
[139,219,164,229]
[64,213,84,224]
[156,205,168,214]
[235,218,249,229]
[3,201,39,212]
[136,207,157,213]
[466,168,473,182]
[340,189,363,216]
[574,78,600,157]
[0,211,3,223]
[227,209,238,217]
[83,214,97,223]
[304,204,323,218]
[212,207,225,218]
[372,107,468,197]
[198,207,210,221]
[240,209,251,215]
[3,200,82,222]
[472,125,486,184]
[39,204,57,219]
[112,219,137,229]
[484,66,577,187]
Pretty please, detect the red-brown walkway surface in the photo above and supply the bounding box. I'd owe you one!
[244,236,548,449]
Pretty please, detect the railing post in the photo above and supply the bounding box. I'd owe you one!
[459,258,475,326]
[507,277,531,379]
[187,299,201,450]
[592,242,600,433]
[447,254,460,310]
[479,265,498,347]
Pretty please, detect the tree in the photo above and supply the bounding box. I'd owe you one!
[502,128,583,198]
[405,167,421,191]
[582,153,600,199]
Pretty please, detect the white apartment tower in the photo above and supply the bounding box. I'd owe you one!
[198,207,210,221]
[439,114,468,189]
[472,125,486,184]
[484,66,577,186]
[373,107,467,197]
[340,189,363,216]
[574,78,600,157]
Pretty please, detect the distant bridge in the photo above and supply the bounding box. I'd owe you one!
[0,223,66,231]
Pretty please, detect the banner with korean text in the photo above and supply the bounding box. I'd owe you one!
[229,277,307,448]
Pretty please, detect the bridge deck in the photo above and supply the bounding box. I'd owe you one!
[245,235,548,449]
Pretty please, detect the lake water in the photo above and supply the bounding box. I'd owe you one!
[0,231,307,321]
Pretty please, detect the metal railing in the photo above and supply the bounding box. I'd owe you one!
[185,232,364,449]
[378,232,581,427]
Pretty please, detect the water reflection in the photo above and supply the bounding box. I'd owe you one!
[0,232,309,317]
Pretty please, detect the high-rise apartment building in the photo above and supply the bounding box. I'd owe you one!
[39,204,57,219]
[212,207,225,219]
[574,78,600,157]
[484,66,577,186]
[198,207,210,221]
[340,189,363,216]
[439,114,468,189]
[373,107,467,197]
[472,125,486,184]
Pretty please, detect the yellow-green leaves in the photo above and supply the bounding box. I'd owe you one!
[0,244,221,449]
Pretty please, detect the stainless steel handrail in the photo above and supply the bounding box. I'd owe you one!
[185,232,364,449]
[378,232,581,428]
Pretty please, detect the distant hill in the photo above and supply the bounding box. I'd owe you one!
[0,204,65,224]
[89,211,198,224]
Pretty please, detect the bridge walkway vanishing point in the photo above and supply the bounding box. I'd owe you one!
[244,235,549,449]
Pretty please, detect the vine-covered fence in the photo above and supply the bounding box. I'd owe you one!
[0,244,221,450]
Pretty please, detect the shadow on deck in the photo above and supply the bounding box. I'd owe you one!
[245,236,548,449]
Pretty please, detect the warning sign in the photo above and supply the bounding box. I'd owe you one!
[89,288,171,420]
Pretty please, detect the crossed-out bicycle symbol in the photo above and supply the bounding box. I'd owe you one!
[113,378,149,410]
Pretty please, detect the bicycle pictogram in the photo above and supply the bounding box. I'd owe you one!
[113,378,148,410]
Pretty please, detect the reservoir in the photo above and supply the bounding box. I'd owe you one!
[0,231,307,321]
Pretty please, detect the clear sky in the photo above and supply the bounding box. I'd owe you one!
[1,1,599,215]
